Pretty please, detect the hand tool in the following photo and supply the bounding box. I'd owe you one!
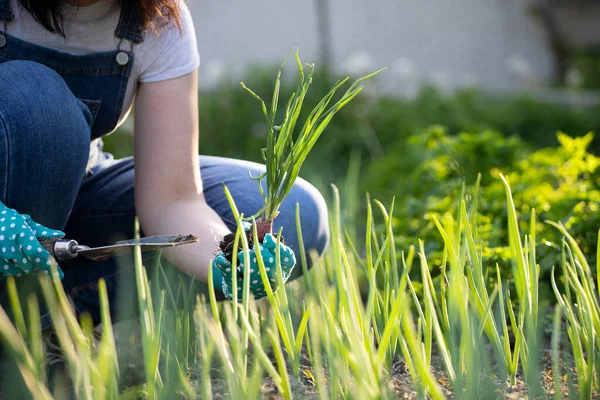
[38,235,198,262]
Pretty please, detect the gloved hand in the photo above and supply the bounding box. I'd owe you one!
[0,201,65,280]
[212,231,296,301]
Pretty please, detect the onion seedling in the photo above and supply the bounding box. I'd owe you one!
[219,48,385,259]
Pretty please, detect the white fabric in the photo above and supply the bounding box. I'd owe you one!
[7,0,200,131]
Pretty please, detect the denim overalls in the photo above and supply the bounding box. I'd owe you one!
[0,0,143,169]
[0,0,329,328]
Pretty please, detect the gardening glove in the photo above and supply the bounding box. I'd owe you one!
[212,232,296,301]
[0,201,65,280]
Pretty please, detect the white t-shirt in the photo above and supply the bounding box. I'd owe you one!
[6,0,200,131]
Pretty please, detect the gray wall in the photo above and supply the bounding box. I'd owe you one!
[190,0,555,93]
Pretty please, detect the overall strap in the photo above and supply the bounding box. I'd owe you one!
[115,2,144,44]
[0,0,13,22]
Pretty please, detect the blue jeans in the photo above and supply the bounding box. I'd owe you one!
[0,61,329,326]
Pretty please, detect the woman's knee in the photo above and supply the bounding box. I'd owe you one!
[0,61,91,169]
[0,61,91,226]
[0,60,92,146]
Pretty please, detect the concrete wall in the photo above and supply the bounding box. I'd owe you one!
[190,0,555,93]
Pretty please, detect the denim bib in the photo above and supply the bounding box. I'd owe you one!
[0,0,144,169]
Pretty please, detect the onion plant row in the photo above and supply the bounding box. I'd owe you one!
[0,175,597,399]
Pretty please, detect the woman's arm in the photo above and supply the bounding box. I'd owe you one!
[133,70,230,281]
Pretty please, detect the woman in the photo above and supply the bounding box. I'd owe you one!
[0,0,329,325]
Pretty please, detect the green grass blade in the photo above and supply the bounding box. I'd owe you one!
[268,327,292,400]
[551,306,563,400]
[401,300,447,400]
[0,302,52,400]
[6,277,27,339]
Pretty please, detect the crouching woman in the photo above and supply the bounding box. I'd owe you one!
[0,0,329,325]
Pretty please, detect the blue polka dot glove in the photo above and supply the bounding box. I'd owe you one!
[212,232,296,301]
[0,201,65,280]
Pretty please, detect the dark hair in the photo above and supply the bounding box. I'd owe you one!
[19,0,182,37]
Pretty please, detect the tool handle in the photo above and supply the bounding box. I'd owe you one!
[39,238,58,257]
[38,238,80,260]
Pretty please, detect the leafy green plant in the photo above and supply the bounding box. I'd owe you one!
[366,128,600,293]
[238,48,384,239]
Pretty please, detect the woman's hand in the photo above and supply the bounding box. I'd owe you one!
[212,233,297,300]
[133,70,230,282]
[0,201,64,279]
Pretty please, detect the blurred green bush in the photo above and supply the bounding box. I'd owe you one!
[192,74,600,187]
[572,50,600,89]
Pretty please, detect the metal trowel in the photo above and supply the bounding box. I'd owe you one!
[39,235,198,262]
